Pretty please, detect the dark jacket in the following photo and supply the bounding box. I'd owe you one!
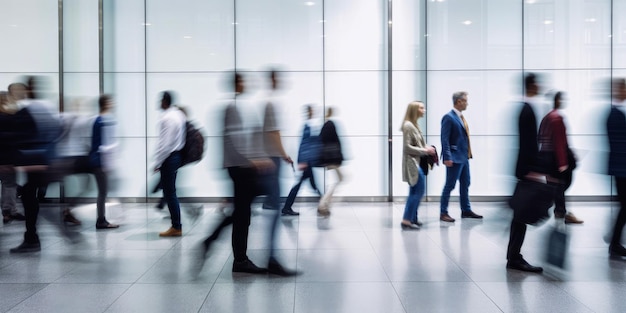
[516,102,539,179]
[318,120,343,166]
[607,105,626,177]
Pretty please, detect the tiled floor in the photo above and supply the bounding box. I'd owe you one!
[1,200,625,313]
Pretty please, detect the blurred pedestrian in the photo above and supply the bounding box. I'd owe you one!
[606,78,626,257]
[316,107,344,217]
[153,91,186,237]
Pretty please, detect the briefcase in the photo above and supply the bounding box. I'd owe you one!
[545,225,569,269]
[509,179,555,225]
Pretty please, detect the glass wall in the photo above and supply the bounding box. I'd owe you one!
[1,0,624,200]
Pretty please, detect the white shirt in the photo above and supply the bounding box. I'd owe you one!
[56,112,96,157]
[153,106,186,169]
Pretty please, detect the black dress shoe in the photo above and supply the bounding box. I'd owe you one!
[281,208,300,216]
[461,210,483,219]
[232,259,267,274]
[411,219,423,227]
[96,222,120,230]
[609,244,626,257]
[268,257,299,276]
[10,241,41,253]
[10,213,25,221]
[506,258,543,273]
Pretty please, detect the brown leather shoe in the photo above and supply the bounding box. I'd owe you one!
[63,211,82,225]
[563,212,583,224]
[440,213,455,223]
[159,227,182,237]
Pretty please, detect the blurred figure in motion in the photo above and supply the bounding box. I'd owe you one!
[606,78,626,258]
[537,91,582,224]
[506,73,544,272]
[220,72,271,273]
[88,95,120,229]
[261,69,294,213]
[26,76,52,203]
[4,76,63,253]
[153,91,186,237]
[316,107,344,217]
[282,104,323,215]
[0,90,25,224]
[400,101,436,230]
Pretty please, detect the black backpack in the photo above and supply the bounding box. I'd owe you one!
[180,121,205,167]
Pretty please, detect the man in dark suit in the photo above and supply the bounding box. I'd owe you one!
[439,91,482,222]
[606,78,626,257]
[506,73,544,272]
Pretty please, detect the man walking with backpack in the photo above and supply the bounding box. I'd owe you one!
[153,91,186,237]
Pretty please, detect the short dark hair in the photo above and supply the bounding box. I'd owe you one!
[99,94,111,112]
[553,91,563,109]
[161,91,173,107]
[524,73,537,92]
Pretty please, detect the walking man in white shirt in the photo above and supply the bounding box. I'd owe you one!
[153,91,187,237]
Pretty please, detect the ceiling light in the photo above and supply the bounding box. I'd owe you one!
[305,1,315,5]
[544,20,553,25]
[463,20,472,25]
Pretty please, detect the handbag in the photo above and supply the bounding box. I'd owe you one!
[508,179,555,225]
[419,145,439,176]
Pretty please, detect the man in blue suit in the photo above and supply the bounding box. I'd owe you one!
[440,91,482,222]
[606,78,626,257]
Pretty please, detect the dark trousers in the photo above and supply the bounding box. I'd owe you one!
[262,157,282,210]
[506,219,527,261]
[282,164,319,211]
[60,156,108,221]
[160,151,182,230]
[550,169,573,215]
[506,177,532,261]
[229,166,258,262]
[611,177,626,246]
[22,172,50,243]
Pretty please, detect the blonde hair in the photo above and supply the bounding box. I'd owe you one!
[400,101,424,131]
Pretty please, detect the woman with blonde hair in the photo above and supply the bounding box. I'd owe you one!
[401,101,435,229]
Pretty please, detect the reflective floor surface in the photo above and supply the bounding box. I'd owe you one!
[0,200,625,313]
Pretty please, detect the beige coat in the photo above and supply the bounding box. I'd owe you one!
[402,121,429,186]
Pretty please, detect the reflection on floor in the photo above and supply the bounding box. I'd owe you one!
[0,201,625,313]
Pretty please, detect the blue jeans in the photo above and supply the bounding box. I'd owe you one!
[440,160,471,214]
[403,167,425,222]
[261,157,281,209]
[161,151,182,230]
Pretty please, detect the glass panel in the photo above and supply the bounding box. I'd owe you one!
[236,0,323,71]
[111,138,148,198]
[332,136,387,197]
[427,0,522,70]
[103,0,145,72]
[63,73,99,103]
[426,70,522,136]
[146,0,235,72]
[324,72,387,136]
[524,0,611,70]
[63,0,99,72]
[615,0,626,68]
[103,73,147,137]
[0,0,59,73]
[324,0,387,70]
[393,0,425,71]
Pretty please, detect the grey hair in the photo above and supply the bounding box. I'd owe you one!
[452,91,468,105]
